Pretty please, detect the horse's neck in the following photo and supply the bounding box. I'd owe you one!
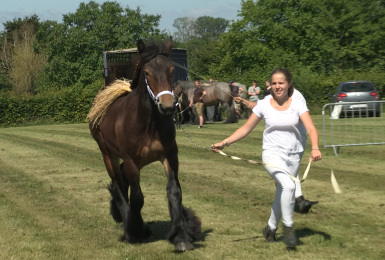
[134,78,152,103]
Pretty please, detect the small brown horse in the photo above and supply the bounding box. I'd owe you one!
[87,38,201,251]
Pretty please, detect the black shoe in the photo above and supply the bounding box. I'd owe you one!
[282,225,298,248]
[294,195,318,214]
[262,225,277,242]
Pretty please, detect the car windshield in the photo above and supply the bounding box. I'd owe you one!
[341,83,374,92]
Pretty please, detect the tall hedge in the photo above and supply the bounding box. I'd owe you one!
[0,80,102,127]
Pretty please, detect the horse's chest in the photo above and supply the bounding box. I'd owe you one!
[138,139,164,162]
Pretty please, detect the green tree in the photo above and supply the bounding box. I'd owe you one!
[195,16,229,40]
[210,0,385,95]
[0,15,46,95]
[172,16,229,80]
[35,1,166,91]
[9,23,47,96]
[172,17,196,43]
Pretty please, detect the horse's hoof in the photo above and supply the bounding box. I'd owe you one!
[175,241,194,252]
[118,234,128,242]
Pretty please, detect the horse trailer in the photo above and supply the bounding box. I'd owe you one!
[103,47,188,86]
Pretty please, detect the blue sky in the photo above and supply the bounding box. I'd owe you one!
[0,0,242,33]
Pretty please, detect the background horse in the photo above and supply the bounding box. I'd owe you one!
[173,80,239,124]
[87,38,201,252]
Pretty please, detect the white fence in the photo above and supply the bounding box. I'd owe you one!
[322,101,385,155]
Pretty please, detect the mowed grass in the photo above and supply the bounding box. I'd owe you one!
[0,115,384,260]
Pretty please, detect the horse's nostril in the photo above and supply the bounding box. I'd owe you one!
[159,104,175,116]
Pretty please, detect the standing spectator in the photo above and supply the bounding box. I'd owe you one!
[246,80,261,118]
[212,68,322,248]
[230,81,244,119]
[264,80,272,98]
[248,80,261,102]
[189,80,206,128]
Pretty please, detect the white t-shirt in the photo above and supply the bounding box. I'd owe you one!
[292,89,305,102]
[292,89,307,148]
[252,95,309,153]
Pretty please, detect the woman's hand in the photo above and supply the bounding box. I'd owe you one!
[310,149,322,162]
[211,139,229,152]
[234,97,243,104]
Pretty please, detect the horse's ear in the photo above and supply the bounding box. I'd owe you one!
[164,36,173,55]
[137,40,146,55]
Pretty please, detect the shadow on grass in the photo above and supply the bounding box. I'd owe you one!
[230,227,331,244]
[143,220,211,247]
[232,236,262,242]
[296,227,331,242]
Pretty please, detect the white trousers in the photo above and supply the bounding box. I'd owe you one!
[262,150,301,229]
[295,151,304,198]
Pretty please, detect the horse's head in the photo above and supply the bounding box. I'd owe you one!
[173,80,184,98]
[137,37,175,117]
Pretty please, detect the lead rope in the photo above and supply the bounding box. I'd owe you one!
[179,124,212,150]
[212,148,301,183]
[211,149,342,194]
[301,159,342,193]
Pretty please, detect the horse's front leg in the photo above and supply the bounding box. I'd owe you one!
[163,156,201,251]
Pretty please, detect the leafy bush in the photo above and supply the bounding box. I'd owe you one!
[0,79,102,127]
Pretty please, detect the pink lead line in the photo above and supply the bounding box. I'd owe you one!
[212,148,342,194]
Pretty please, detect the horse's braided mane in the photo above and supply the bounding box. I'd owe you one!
[87,79,132,128]
[130,40,169,89]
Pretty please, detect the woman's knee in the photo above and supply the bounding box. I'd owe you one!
[282,179,296,192]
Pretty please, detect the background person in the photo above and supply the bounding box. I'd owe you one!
[212,68,322,248]
[263,80,272,98]
[229,81,244,118]
[246,80,261,118]
[189,80,206,128]
[248,80,261,102]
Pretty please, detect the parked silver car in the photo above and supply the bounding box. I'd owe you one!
[331,81,381,117]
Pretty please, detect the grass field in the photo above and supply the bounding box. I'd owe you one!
[0,115,384,260]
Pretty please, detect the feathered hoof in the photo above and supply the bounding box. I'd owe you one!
[118,234,129,242]
[174,241,194,252]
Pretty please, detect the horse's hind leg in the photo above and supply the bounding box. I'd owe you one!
[101,155,130,242]
[108,181,123,223]
[109,179,131,243]
[108,163,129,223]
[92,131,132,242]
[163,157,201,251]
[122,159,146,243]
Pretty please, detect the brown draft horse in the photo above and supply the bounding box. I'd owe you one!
[87,38,201,251]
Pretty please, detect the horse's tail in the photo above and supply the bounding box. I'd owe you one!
[87,79,132,128]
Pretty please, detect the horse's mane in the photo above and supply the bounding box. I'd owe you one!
[130,40,169,89]
[87,79,132,128]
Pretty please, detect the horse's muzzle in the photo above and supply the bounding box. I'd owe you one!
[158,94,176,117]
[158,103,176,117]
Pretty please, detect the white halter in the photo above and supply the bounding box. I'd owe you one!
[144,74,174,105]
